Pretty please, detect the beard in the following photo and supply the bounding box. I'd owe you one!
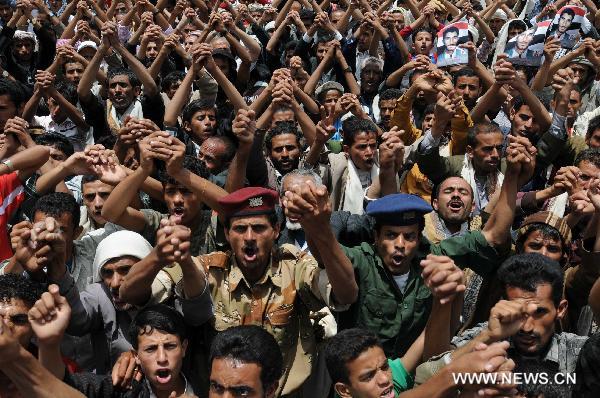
[286,218,303,231]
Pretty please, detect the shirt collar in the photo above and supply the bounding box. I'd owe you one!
[228,254,280,292]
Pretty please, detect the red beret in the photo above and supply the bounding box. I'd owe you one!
[218,187,279,219]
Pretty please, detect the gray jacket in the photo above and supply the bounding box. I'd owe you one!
[55,271,213,374]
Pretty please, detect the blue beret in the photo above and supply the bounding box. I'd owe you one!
[366,194,433,226]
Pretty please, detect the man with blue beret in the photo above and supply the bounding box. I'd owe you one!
[284,136,537,357]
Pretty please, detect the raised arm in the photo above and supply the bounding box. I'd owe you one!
[28,284,71,381]
[1,122,50,181]
[196,43,248,110]
[77,36,109,104]
[101,136,158,231]
[283,182,359,305]
[150,134,229,214]
[108,21,159,97]
[508,63,552,132]
[227,109,256,193]
[120,218,209,306]
[482,136,536,248]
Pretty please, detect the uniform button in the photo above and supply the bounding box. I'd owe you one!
[403,303,408,309]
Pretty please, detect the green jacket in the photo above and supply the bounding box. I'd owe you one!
[338,230,503,357]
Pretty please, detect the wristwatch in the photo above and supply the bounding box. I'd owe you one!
[1,70,9,78]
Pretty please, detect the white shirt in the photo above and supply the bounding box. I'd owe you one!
[33,115,93,152]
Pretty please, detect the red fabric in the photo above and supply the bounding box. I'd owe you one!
[217,187,279,218]
[0,172,25,261]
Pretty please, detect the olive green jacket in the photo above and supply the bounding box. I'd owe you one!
[338,230,503,357]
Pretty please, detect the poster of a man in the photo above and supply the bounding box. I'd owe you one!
[436,22,469,67]
[505,30,534,59]
[546,6,586,49]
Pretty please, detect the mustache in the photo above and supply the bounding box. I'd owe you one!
[516,331,539,340]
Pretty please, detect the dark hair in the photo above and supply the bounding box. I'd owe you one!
[55,81,78,107]
[379,88,403,102]
[496,253,564,306]
[129,304,187,350]
[431,176,473,204]
[342,117,378,147]
[265,121,302,151]
[299,8,316,20]
[443,26,459,39]
[284,40,298,52]
[512,93,550,114]
[0,77,26,109]
[423,103,436,116]
[411,26,434,42]
[575,148,600,169]
[33,133,74,158]
[161,71,186,92]
[573,332,600,397]
[452,67,480,86]
[62,58,84,75]
[0,274,45,307]
[81,174,100,190]
[587,115,600,139]
[158,155,209,186]
[466,122,502,148]
[559,7,575,19]
[316,33,336,45]
[324,328,382,384]
[32,192,80,229]
[96,134,117,149]
[209,325,283,391]
[515,223,565,255]
[182,98,217,124]
[107,67,141,88]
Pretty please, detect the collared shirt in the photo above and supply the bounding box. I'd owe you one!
[198,244,343,396]
[452,322,588,374]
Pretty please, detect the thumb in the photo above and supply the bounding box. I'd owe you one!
[50,285,68,307]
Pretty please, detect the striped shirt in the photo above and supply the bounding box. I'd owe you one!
[0,172,25,260]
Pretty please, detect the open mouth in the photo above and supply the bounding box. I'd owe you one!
[448,200,464,212]
[380,385,394,398]
[155,368,172,384]
[171,207,185,223]
[243,246,258,262]
[391,254,404,267]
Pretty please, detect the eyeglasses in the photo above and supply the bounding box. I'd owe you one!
[1,313,29,326]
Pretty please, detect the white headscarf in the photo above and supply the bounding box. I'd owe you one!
[13,30,38,52]
[92,231,152,282]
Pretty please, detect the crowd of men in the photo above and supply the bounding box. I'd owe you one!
[0,0,600,396]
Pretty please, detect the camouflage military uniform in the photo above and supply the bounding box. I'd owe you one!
[194,243,343,397]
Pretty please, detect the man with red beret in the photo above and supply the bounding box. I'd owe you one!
[119,185,359,397]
